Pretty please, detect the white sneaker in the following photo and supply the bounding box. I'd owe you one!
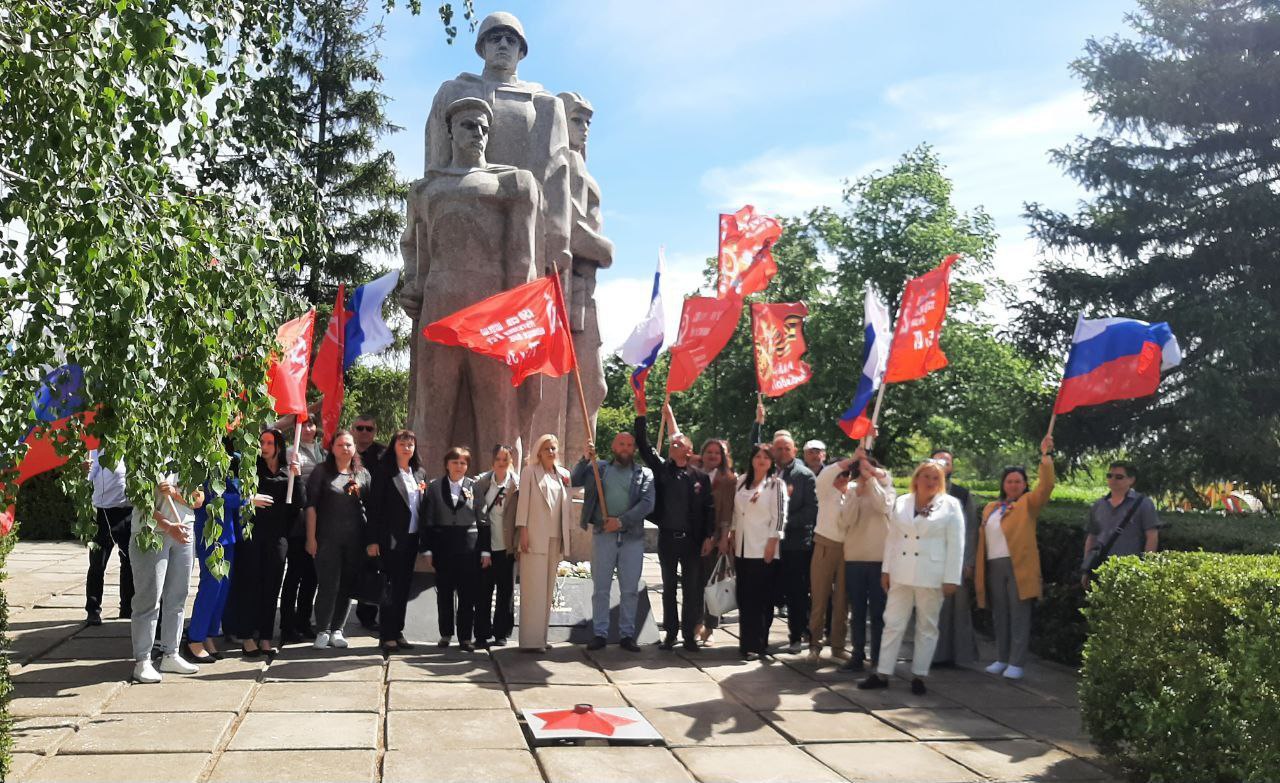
[158,654,198,675]
[133,659,162,684]
[330,630,349,648]
[985,661,1008,674]
[1002,665,1024,680]
[313,631,331,649]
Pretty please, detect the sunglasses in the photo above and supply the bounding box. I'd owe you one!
[1003,465,1026,473]
[354,425,375,433]
[1106,472,1130,480]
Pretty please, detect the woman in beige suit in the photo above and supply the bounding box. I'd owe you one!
[515,434,574,651]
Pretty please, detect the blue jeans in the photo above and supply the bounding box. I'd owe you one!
[845,561,887,665]
[591,531,645,638]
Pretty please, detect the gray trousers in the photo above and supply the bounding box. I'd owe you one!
[934,577,979,664]
[129,531,194,661]
[986,556,1033,666]
[313,536,362,632]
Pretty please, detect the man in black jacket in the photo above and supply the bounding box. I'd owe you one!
[353,414,385,632]
[634,400,715,652]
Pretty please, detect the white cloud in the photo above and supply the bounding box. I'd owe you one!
[595,250,707,357]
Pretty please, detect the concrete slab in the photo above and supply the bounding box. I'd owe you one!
[264,655,384,682]
[925,739,1110,781]
[387,709,526,751]
[719,679,856,711]
[102,680,255,713]
[986,706,1099,758]
[827,678,961,711]
[11,716,81,755]
[763,710,913,743]
[9,681,123,718]
[493,650,609,685]
[61,712,234,754]
[226,712,379,751]
[926,678,1059,710]
[538,747,694,783]
[585,649,712,684]
[674,745,847,783]
[8,753,43,780]
[613,681,731,711]
[251,681,382,712]
[384,748,542,783]
[20,752,210,783]
[39,636,133,661]
[873,707,1026,741]
[10,658,138,685]
[806,741,982,782]
[386,654,500,683]
[507,683,628,711]
[208,750,377,783]
[640,703,789,747]
[389,680,510,711]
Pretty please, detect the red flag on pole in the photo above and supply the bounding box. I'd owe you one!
[1,411,101,535]
[884,254,958,384]
[423,275,576,387]
[717,205,783,299]
[666,294,744,393]
[267,309,316,418]
[751,302,813,398]
[312,286,348,448]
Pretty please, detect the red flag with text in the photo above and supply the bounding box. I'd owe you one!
[267,309,316,417]
[423,275,576,387]
[752,302,812,397]
[717,205,783,299]
[312,287,347,447]
[666,295,744,393]
[885,254,958,384]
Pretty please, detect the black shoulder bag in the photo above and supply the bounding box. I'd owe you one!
[1079,493,1146,578]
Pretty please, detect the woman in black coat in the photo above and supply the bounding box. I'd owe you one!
[366,429,428,655]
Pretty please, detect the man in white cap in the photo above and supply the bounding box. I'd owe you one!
[802,440,828,476]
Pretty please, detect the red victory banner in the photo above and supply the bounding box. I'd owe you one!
[751,302,813,397]
[716,205,783,299]
[666,295,744,393]
[311,286,348,448]
[885,254,958,384]
[423,275,576,387]
[267,308,316,418]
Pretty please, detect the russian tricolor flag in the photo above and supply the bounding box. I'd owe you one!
[617,250,666,398]
[343,269,400,371]
[838,283,892,440]
[1054,316,1182,415]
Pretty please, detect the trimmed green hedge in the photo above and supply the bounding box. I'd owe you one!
[14,469,78,540]
[1081,552,1280,782]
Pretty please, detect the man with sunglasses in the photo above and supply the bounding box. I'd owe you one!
[353,414,385,632]
[1082,461,1162,583]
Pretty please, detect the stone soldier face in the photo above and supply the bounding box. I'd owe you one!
[481,27,522,71]
[450,109,490,156]
[567,111,591,152]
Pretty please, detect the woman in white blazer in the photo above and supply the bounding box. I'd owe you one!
[514,433,574,651]
[728,444,788,661]
[858,460,963,695]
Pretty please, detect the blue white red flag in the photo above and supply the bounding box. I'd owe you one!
[617,250,666,399]
[1054,316,1181,415]
[838,283,892,440]
[343,269,400,371]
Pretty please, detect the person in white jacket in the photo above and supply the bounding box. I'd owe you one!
[858,460,964,695]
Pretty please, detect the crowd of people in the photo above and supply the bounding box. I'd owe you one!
[82,397,1162,688]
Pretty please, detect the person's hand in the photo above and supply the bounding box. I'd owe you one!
[306,537,318,557]
[701,536,714,557]
[1041,434,1054,457]
[585,442,597,461]
[851,446,866,464]
[167,523,192,545]
[157,481,176,499]
[633,384,647,416]
[881,573,891,593]
[755,398,766,425]
[763,537,778,563]
[424,554,434,570]
[520,527,531,554]
[942,582,958,597]
[719,534,732,556]
[189,489,205,509]
[963,565,974,581]
[603,516,621,533]
[663,401,675,425]
[481,554,492,569]
[252,495,273,509]
[366,543,380,558]
[289,459,301,477]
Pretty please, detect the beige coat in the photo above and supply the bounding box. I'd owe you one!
[514,463,574,554]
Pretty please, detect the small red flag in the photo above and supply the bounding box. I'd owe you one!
[2,411,101,536]
[423,275,576,387]
[752,302,813,398]
[717,205,783,299]
[312,286,348,448]
[885,254,958,384]
[666,294,744,393]
[267,309,316,417]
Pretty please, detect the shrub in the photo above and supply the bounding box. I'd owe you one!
[1080,552,1280,782]
[14,470,78,540]
[0,522,16,778]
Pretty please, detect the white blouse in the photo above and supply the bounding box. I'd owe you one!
[732,476,788,559]
[984,504,1010,560]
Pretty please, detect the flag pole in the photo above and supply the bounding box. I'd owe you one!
[862,381,888,450]
[551,272,608,521]
[286,419,302,504]
[654,388,672,456]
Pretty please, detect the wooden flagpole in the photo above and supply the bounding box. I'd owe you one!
[654,388,673,457]
[862,381,889,451]
[552,270,608,520]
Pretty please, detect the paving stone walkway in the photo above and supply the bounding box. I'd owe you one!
[5,541,1117,782]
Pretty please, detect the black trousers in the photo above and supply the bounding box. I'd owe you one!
[356,598,379,627]
[476,549,515,641]
[845,561,887,665]
[86,506,134,616]
[735,556,782,655]
[781,546,813,642]
[435,552,482,642]
[231,527,288,641]
[379,534,418,643]
[279,534,317,633]
[658,530,703,641]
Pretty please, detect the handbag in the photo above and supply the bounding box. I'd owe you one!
[703,553,737,618]
[357,555,389,607]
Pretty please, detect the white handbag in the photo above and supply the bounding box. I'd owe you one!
[703,553,737,618]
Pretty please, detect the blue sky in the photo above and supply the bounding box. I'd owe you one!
[375,0,1135,349]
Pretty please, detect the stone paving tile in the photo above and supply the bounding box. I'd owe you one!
[11,716,81,755]
[639,702,789,747]
[493,650,610,685]
[873,707,1026,741]
[719,678,856,711]
[807,741,982,782]
[38,636,134,661]
[9,681,123,718]
[507,683,628,711]
[226,712,379,751]
[61,711,235,754]
[389,680,510,711]
[925,739,1111,781]
[387,653,500,682]
[208,750,378,783]
[674,745,848,783]
[763,710,914,743]
[72,619,133,638]
[387,709,526,751]
[264,654,385,682]
[985,706,1100,758]
[585,649,712,684]
[8,752,43,780]
[102,680,255,713]
[34,593,92,609]
[827,678,962,711]
[383,748,542,783]
[926,677,1059,710]
[251,681,382,712]
[614,680,733,710]
[538,747,694,783]
[180,653,270,681]
[20,752,211,783]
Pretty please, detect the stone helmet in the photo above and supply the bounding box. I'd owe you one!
[557,92,594,119]
[444,97,494,130]
[474,12,528,58]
